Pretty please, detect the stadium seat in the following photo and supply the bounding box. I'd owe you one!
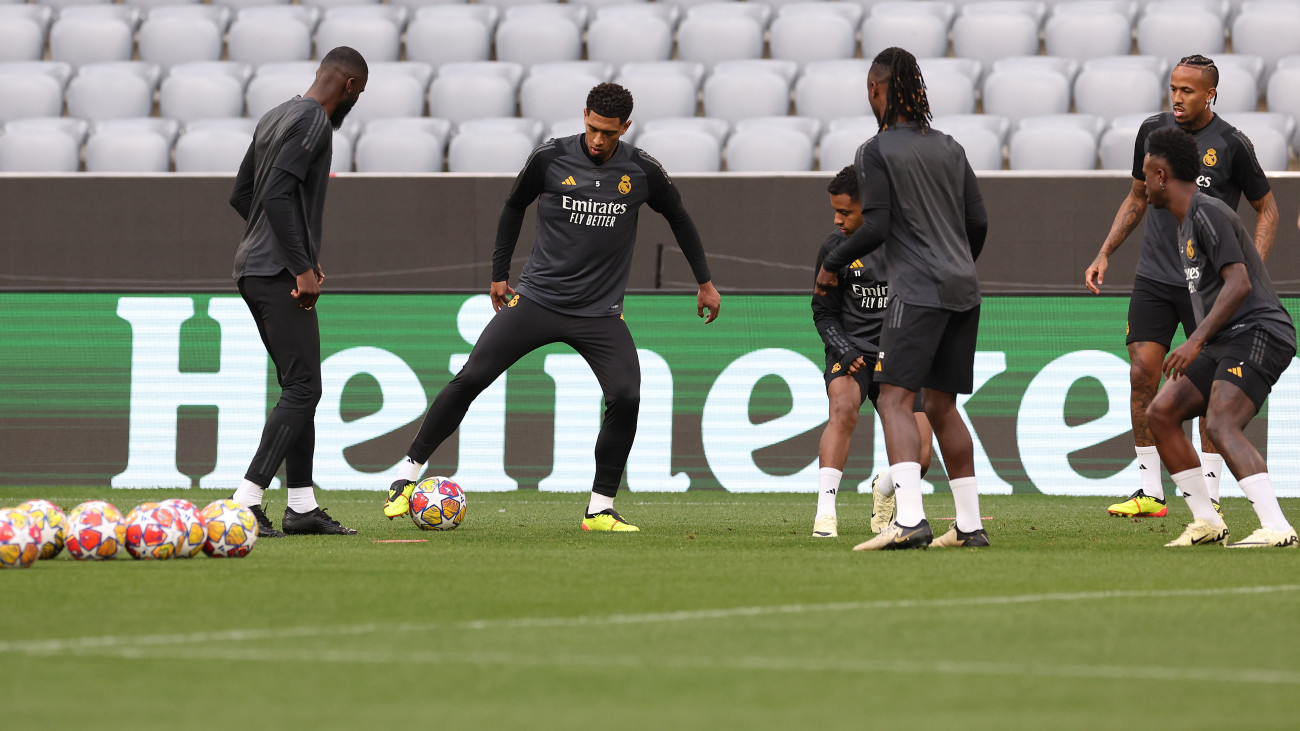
[1136,9,1224,70]
[702,68,791,125]
[735,115,821,142]
[520,72,601,125]
[1148,0,1229,21]
[687,2,772,27]
[923,69,977,117]
[226,15,312,65]
[1214,53,1265,95]
[932,113,1012,144]
[84,128,172,173]
[593,3,679,28]
[1052,0,1139,22]
[447,127,535,172]
[147,5,234,33]
[331,130,353,173]
[184,117,258,136]
[635,128,721,172]
[944,124,1004,171]
[990,56,1079,84]
[0,71,64,122]
[1227,111,1296,150]
[348,68,427,123]
[477,0,563,8]
[404,15,492,68]
[530,61,614,82]
[1009,125,1098,169]
[0,59,72,89]
[160,72,245,122]
[951,11,1041,72]
[778,2,864,26]
[168,61,254,91]
[613,71,698,122]
[355,127,446,172]
[586,13,674,63]
[964,0,1047,23]
[714,59,800,85]
[458,117,545,145]
[1208,63,1259,114]
[768,13,857,66]
[981,69,1071,123]
[817,127,872,171]
[640,116,731,144]
[919,57,982,84]
[174,128,253,173]
[1018,113,1107,142]
[0,127,80,172]
[322,4,409,27]
[55,4,142,28]
[315,16,401,63]
[0,14,45,63]
[725,126,814,171]
[1074,65,1163,119]
[93,117,181,147]
[495,16,582,65]
[211,0,297,10]
[411,4,501,31]
[676,15,764,68]
[0,4,53,34]
[49,16,134,67]
[235,5,321,32]
[66,70,153,121]
[302,0,384,10]
[619,61,705,86]
[1098,112,1149,170]
[137,16,223,70]
[79,61,163,92]
[1083,54,1169,79]
[1231,5,1300,74]
[1043,10,1132,62]
[245,66,317,119]
[861,9,950,60]
[1265,65,1300,143]
[4,117,89,145]
[427,63,522,125]
[1227,118,1291,171]
[795,60,872,123]
[504,3,589,28]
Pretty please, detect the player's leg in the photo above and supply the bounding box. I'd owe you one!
[1147,359,1227,546]
[871,392,930,533]
[813,368,865,537]
[565,313,642,531]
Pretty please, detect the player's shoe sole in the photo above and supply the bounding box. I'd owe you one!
[869,474,895,534]
[283,507,358,535]
[581,509,639,532]
[853,519,932,551]
[384,479,415,519]
[249,505,286,538]
[812,513,838,538]
[1107,489,1168,517]
[931,525,990,548]
[1164,518,1230,547]
[1225,526,1298,548]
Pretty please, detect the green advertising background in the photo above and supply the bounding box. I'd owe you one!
[0,294,1291,491]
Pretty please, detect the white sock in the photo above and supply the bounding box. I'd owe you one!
[1171,467,1222,525]
[587,492,614,516]
[816,467,841,517]
[949,476,982,532]
[1135,445,1164,500]
[397,456,424,483]
[1200,452,1224,503]
[875,469,895,497]
[232,479,265,509]
[287,487,318,514]
[1239,473,1291,531]
[890,461,925,527]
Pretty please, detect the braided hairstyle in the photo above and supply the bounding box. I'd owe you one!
[870,47,931,132]
[1175,54,1219,105]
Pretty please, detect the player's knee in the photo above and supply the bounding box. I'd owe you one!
[828,399,858,429]
[1203,415,1236,448]
[1129,361,1160,392]
[1145,399,1177,434]
[605,384,640,413]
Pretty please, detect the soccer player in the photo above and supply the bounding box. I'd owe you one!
[814,47,989,551]
[1141,127,1297,548]
[812,166,932,538]
[1084,54,1278,519]
[226,47,368,537]
[383,83,720,531]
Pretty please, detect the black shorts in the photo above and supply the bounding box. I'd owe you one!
[875,300,980,394]
[823,354,925,411]
[1183,327,1295,412]
[1127,276,1197,348]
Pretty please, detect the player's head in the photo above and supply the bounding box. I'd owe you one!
[868,47,932,132]
[316,46,368,129]
[583,82,634,162]
[827,165,863,236]
[1142,127,1200,209]
[1170,54,1218,129]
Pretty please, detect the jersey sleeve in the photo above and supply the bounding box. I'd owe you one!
[856,139,890,212]
[1227,128,1272,202]
[1200,203,1247,273]
[271,107,331,182]
[503,140,559,210]
[1131,115,1162,181]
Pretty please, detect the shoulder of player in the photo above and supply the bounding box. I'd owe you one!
[627,145,672,181]
[1136,112,1171,139]
[523,136,569,174]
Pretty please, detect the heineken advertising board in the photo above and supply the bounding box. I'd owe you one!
[2,294,1297,496]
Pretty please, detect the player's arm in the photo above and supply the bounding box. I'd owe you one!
[229,142,255,222]
[1248,192,1279,261]
[490,144,552,310]
[811,246,865,374]
[1229,130,1279,261]
[1086,119,1158,294]
[267,109,331,307]
[963,159,988,261]
[643,153,719,323]
[817,143,888,294]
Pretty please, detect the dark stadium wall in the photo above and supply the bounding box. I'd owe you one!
[4,174,1298,294]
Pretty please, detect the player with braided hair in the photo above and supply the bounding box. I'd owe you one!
[815,47,989,550]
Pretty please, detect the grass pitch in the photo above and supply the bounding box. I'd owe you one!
[3,489,1299,730]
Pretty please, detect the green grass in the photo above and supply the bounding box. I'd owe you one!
[3,489,1299,730]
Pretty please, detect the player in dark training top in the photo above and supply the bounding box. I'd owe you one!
[1084,55,1278,520]
[227,47,367,537]
[383,83,721,531]
[814,47,989,551]
[811,166,932,539]
[1141,127,1297,549]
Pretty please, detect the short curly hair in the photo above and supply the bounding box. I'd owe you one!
[586,82,634,123]
[1146,127,1200,183]
[827,165,859,199]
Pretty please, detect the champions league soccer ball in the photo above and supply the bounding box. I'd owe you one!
[161,499,206,559]
[199,499,258,558]
[0,507,42,569]
[16,499,66,560]
[124,503,184,560]
[409,476,467,531]
[65,501,126,561]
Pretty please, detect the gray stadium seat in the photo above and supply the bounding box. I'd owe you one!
[355,126,446,172]
[613,70,699,121]
[593,3,679,28]
[817,127,872,171]
[768,13,857,65]
[735,115,820,142]
[458,117,545,145]
[49,16,134,67]
[347,69,427,123]
[714,59,800,85]
[184,117,258,136]
[530,60,614,82]
[586,13,674,63]
[331,130,352,173]
[0,4,53,34]
[1231,4,1300,74]
[778,2,864,26]
[245,66,317,119]
[931,113,1012,143]
[951,11,1041,72]
[174,128,253,173]
[160,72,245,122]
[795,60,872,123]
[504,3,589,29]
[226,14,312,65]
[1098,112,1149,170]
[447,127,535,172]
[314,16,401,63]
[922,69,977,117]
[0,70,64,122]
[1043,10,1132,62]
[861,8,950,60]
[427,63,521,125]
[919,57,982,84]
[495,15,582,65]
[137,15,223,69]
[85,128,172,173]
[66,70,153,121]
[404,14,492,68]
[702,68,791,124]
[635,128,722,172]
[520,71,601,125]
[0,126,80,172]
[1208,63,1259,114]
[1136,8,1224,70]
[639,116,731,144]
[1226,111,1295,150]
[4,117,88,145]
[79,61,162,92]
[687,2,772,28]
[168,61,255,90]
[1265,65,1300,143]
[1009,125,1098,169]
[322,4,409,27]
[725,126,814,171]
[676,14,764,68]
[0,13,45,62]
[1017,113,1107,141]
[1051,0,1138,22]
[91,117,181,146]
[981,69,1071,123]
[944,124,1004,171]
[411,3,500,31]
[1073,65,1163,119]
[990,56,1079,84]
[619,61,705,86]
[147,5,233,33]
[1227,117,1291,171]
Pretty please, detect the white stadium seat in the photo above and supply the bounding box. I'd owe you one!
[586,13,674,63]
[676,15,764,68]
[355,127,446,172]
[168,61,254,90]
[0,60,72,90]
[404,15,492,68]
[92,117,181,146]
[147,5,233,33]
[795,60,872,123]
[613,71,698,122]
[0,127,80,172]
[640,116,730,144]
[1136,9,1224,70]
[495,16,582,65]
[1009,125,1098,169]
[447,128,535,172]
[504,3,589,28]
[686,2,772,28]
[817,127,872,171]
[635,129,722,172]
[78,61,162,92]
[49,17,134,67]
[861,9,949,61]
[529,60,614,82]
[245,68,316,119]
[981,69,1071,123]
[427,63,521,125]
[779,2,864,26]
[0,15,45,62]
[768,13,857,65]
[942,124,1004,170]
[160,72,245,122]
[1266,65,1300,143]
[185,117,258,136]
[226,15,312,65]
[714,59,800,85]
[1227,111,1296,149]
[66,70,153,121]
[1017,113,1107,141]
[735,115,820,142]
[990,56,1079,84]
[923,69,977,117]
[702,68,791,124]
[331,129,352,173]
[725,126,814,171]
[1208,63,1259,114]
[5,117,89,145]
[1231,6,1300,73]
[459,117,545,145]
[137,16,223,69]
[84,128,171,173]
[1098,112,1149,170]
[519,72,602,125]
[951,11,1041,71]
[1227,119,1290,171]
[1073,66,1163,119]
[314,16,401,63]
[1044,10,1132,62]
[932,113,1012,143]
[347,71,426,123]
[174,128,253,173]
[0,71,64,122]
[619,61,705,86]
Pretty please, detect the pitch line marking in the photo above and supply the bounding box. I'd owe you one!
[3,583,1298,656]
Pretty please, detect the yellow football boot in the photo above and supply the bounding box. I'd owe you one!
[581,509,640,532]
[384,479,415,519]
[1107,490,1168,517]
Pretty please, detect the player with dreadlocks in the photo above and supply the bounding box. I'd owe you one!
[815,47,989,551]
[1085,54,1278,523]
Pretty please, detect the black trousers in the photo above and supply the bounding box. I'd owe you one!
[238,271,322,489]
[408,295,641,497]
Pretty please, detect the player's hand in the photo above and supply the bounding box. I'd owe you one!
[847,356,867,375]
[490,280,515,311]
[814,266,838,296]
[1084,254,1108,295]
[292,268,320,310]
[1163,338,1203,380]
[314,263,325,285]
[697,281,720,324]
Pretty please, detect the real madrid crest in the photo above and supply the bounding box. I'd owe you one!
[1186,239,1195,260]
[1203,148,1217,167]
[618,175,631,195]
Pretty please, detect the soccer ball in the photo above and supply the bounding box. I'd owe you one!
[161,499,206,559]
[124,503,184,560]
[64,501,126,561]
[199,499,258,558]
[16,499,67,560]
[0,507,42,569]
[409,476,467,531]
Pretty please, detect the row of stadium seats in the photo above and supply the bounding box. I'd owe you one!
[3,0,1299,70]
[2,110,1294,173]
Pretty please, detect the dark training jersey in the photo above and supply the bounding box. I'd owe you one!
[812,231,889,363]
[493,134,711,317]
[231,96,332,280]
[1132,112,1270,286]
[1179,192,1294,348]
